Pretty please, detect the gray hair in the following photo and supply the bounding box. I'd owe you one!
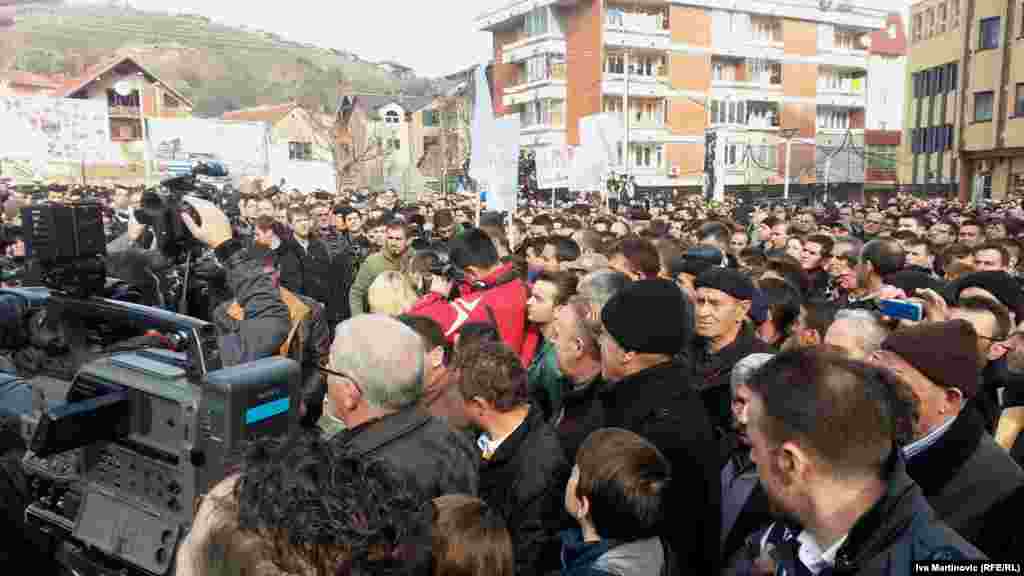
[578,269,631,311]
[831,309,888,355]
[331,314,425,410]
[731,353,775,394]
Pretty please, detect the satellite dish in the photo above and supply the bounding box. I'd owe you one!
[113,80,133,97]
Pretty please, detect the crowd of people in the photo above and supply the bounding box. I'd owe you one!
[3,178,1024,575]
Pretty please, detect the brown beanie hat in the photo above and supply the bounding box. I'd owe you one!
[881,319,980,399]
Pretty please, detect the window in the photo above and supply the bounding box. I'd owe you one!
[605,53,625,74]
[384,110,401,124]
[288,141,313,161]
[975,91,994,121]
[722,143,739,167]
[525,7,549,37]
[422,110,439,127]
[603,96,624,114]
[980,17,1000,49]
[163,93,179,108]
[937,3,947,33]
[709,98,747,125]
[750,16,781,42]
[912,72,920,99]
[389,138,401,151]
[868,145,897,171]
[946,62,958,92]
[913,13,923,42]
[746,59,781,85]
[817,107,849,130]
[1016,84,1024,116]
[629,143,663,169]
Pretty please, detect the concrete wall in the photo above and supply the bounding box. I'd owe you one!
[565,0,603,145]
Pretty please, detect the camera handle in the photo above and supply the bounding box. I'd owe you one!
[177,250,192,315]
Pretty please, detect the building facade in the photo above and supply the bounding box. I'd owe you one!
[222,102,338,192]
[477,0,890,192]
[334,93,444,200]
[903,0,1024,200]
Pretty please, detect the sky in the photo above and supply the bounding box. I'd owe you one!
[77,0,498,78]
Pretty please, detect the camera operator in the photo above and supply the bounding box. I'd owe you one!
[179,197,291,366]
[407,228,540,367]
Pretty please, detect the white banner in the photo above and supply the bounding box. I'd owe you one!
[572,113,622,192]
[469,64,495,188]
[485,114,520,214]
[535,145,572,190]
[146,118,270,181]
[0,95,112,163]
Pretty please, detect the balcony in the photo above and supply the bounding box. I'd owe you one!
[605,7,671,50]
[602,74,670,98]
[502,33,567,64]
[817,76,865,96]
[109,105,142,118]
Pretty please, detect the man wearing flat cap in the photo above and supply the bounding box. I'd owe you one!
[872,320,1024,557]
[692,268,773,444]
[598,279,720,572]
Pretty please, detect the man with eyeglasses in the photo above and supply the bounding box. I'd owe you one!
[322,314,478,500]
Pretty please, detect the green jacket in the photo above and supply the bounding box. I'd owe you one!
[528,338,568,422]
[348,250,403,316]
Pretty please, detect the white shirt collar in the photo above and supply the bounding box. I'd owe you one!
[797,531,848,574]
[902,413,957,460]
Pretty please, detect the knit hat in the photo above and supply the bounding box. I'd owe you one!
[601,279,691,355]
[694,267,756,302]
[881,319,980,399]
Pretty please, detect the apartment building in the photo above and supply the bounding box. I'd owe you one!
[476,0,889,192]
[902,0,1024,200]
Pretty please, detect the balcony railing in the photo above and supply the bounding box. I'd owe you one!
[605,9,669,34]
[109,105,142,118]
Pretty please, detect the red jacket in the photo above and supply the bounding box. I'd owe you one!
[408,262,540,367]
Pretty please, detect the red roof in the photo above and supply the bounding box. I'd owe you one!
[221,101,298,124]
[869,13,907,57]
[3,70,64,90]
[57,54,194,109]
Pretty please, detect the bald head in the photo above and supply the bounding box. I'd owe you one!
[331,314,425,410]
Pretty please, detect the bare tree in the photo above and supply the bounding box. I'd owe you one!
[297,87,394,194]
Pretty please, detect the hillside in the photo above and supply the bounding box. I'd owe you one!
[6,3,438,117]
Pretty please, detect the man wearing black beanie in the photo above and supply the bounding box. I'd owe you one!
[599,279,720,572]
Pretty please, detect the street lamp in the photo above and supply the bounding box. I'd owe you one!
[779,128,799,200]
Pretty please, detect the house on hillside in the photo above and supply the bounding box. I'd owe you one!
[333,93,436,201]
[377,61,416,81]
[415,84,472,197]
[59,54,193,143]
[222,101,336,192]
[0,71,65,96]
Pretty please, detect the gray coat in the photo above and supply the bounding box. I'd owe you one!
[905,405,1024,554]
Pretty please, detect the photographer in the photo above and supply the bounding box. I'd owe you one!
[180,197,290,366]
[407,228,540,367]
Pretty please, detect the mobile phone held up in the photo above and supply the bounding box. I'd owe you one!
[877,299,924,323]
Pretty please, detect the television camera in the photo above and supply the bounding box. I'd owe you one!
[2,198,302,576]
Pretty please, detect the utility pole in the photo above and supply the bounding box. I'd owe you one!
[623,48,631,202]
[824,155,832,204]
[780,127,798,200]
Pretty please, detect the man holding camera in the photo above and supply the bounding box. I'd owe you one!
[407,228,539,367]
[180,196,291,367]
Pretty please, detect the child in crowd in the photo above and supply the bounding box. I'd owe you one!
[561,428,674,576]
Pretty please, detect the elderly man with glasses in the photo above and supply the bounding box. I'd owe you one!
[321,314,479,500]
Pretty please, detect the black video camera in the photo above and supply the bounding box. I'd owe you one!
[134,162,229,262]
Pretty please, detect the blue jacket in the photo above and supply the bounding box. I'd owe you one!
[762,449,985,576]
